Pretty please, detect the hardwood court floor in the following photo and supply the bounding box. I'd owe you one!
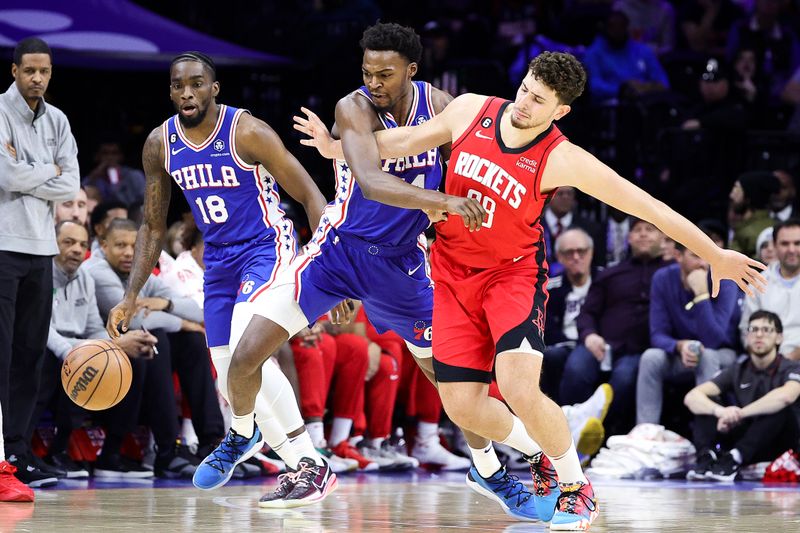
[4,472,800,532]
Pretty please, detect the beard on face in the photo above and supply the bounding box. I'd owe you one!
[177,102,209,128]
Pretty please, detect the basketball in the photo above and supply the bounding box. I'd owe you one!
[61,339,132,411]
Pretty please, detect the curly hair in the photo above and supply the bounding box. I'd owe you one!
[528,52,587,105]
[359,22,422,64]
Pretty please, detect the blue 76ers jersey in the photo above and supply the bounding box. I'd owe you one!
[163,105,285,245]
[318,81,442,247]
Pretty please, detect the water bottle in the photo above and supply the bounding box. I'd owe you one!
[600,344,613,372]
[688,340,702,360]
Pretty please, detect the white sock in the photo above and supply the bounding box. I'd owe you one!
[730,448,743,464]
[289,431,323,466]
[329,417,353,446]
[231,412,255,438]
[416,421,439,443]
[255,415,298,465]
[369,437,385,448]
[499,416,541,457]
[469,443,503,478]
[306,421,325,448]
[269,436,299,468]
[549,442,587,485]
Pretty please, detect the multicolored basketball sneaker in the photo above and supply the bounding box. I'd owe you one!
[526,452,561,522]
[550,480,599,530]
[193,424,263,490]
[259,469,298,508]
[282,456,338,508]
[465,466,539,521]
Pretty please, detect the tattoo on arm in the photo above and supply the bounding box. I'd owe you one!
[126,128,171,300]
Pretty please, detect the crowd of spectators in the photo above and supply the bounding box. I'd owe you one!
[3,0,800,502]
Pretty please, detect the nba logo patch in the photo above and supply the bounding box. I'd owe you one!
[214,139,225,151]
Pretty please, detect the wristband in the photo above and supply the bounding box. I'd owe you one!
[684,293,710,310]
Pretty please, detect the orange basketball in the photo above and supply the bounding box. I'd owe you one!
[61,339,132,411]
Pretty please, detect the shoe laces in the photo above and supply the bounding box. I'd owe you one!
[556,483,596,515]
[291,461,321,490]
[205,431,252,473]
[487,472,532,508]
[275,470,301,491]
[528,453,558,494]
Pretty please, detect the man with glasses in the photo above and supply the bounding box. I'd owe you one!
[684,310,800,481]
[636,227,740,427]
[740,218,800,360]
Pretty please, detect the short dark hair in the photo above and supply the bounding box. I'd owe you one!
[773,217,800,242]
[749,310,783,333]
[527,52,586,105]
[105,218,139,237]
[360,22,422,64]
[14,37,52,65]
[171,51,217,81]
[90,200,129,233]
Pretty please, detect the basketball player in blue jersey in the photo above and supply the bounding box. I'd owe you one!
[105,52,341,507]
[197,24,537,518]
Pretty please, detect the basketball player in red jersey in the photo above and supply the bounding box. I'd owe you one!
[296,51,766,530]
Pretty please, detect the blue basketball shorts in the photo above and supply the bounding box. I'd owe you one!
[202,224,297,347]
[249,228,433,347]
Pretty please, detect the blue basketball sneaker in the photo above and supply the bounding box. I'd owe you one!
[193,424,264,490]
[550,480,599,531]
[465,466,538,521]
[525,452,561,522]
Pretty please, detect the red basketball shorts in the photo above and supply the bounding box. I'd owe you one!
[430,251,549,383]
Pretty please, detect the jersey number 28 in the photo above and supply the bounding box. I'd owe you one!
[194,195,229,224]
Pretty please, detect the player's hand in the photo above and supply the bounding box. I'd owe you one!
[442,195,486,232]
[423,208,448,224]
[709,249,767,297]
[585,333,606,361]
[716,405,744,426]
[293,107,338,159]
[330,299,355,325]
[106,297,137,338]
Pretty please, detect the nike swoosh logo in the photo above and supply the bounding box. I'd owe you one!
[513,255,524,262]
[171,147,186,155]
[408,263,423,276]
[475,130,493,140]
[739,383,752,389]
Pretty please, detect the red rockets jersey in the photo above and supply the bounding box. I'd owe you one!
[434,96,566,269]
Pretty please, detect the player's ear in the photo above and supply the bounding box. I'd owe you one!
[407,62,417,79]
[553,104,571,121]
[11,63,17,79]
[212,80,220,97]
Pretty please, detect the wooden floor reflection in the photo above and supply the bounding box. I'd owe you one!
[4,474,800,532]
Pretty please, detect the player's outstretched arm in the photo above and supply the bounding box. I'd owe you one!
[237,114,327,229]
[543,142,767,297]
[334,95,485,231]
[106,128,171,338]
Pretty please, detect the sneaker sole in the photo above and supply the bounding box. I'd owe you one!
[93,470,154,480]
[550,507,599,531]
[597,384,613,423]
[465,473,539,522]
[576,418,605,457]
[280,473,339,509]
[193,437,264,491]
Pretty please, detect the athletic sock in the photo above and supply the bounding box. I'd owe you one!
[499,416,542,456]
[549,442,587,485]
[231,412,255,438]
[306,421,325,449]
[289,431,323,466]
[328,417,353,447]
[469,443,503,478]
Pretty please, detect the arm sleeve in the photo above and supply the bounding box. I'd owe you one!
[24,118,80,201]
[649,271,678,353]
[47,325,76,360]
[0,120,56,190]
